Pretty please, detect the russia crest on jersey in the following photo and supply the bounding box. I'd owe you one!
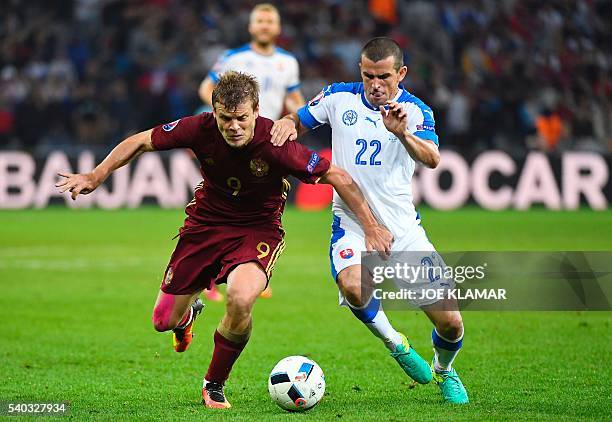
[339,248,354,259]
[162,119,180,131]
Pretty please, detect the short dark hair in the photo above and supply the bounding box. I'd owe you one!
[360,37,404,70]
[212,71,259,111]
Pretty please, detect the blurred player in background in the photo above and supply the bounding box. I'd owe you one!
[199,3,304,119]
[271,38,469,404]
[199,3,305,300]
[56,71,391,409]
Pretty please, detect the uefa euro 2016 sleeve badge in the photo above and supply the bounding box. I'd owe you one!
[250,158,270,177]
[162,119,180,131]
[309,90,325,106]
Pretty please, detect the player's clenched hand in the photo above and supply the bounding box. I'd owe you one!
[55,172,100,200]
[364,225,393,257]
[270,118,297,146]
[380,101,408,138]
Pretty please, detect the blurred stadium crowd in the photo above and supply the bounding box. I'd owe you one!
[1,0,611,156]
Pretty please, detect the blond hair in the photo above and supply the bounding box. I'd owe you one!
[250,3,280,23]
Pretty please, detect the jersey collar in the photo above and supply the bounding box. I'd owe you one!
[360,85,406,111]
[249,42,276,57]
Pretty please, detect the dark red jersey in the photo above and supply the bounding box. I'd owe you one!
[151,113,330,227]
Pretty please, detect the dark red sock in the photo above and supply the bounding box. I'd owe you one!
[175,307,192,329]
[205,330,248,384]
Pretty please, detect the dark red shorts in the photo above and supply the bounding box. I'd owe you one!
[160,224,285,295]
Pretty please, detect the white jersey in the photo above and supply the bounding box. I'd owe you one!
[208,43,301,120]
[297,82,439,239]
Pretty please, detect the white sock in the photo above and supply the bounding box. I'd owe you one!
[348,297,402,351]
[432,328,463,372]
[365,311,403,351]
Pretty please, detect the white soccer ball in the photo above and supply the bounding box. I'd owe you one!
[268,355,325,411]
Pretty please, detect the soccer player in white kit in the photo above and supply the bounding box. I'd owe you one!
[270,38,468,404]
[199,3,305,120]
[199,3,305,300]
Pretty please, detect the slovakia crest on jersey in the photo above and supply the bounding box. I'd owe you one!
[342,110,358,126]
[162,119,180,132]
[339,248,354,259]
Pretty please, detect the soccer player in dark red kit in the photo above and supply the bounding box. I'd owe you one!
[56,71,392,409]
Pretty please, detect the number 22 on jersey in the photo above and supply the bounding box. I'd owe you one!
[355,139,382,166]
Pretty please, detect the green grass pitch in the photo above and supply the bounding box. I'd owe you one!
[1,207,611,420]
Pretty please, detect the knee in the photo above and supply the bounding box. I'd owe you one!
[152,317,171,332]
[152,306,177,332]
[339,273,367,307]
[436,313,464,340]
[226,290,255,317]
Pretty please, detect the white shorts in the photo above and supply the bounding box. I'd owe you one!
[329,213,453,308]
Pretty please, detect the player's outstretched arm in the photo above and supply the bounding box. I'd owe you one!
[320,165,393,255]
[270,113,310,146]
[381,101,440,168]
[55,129,155,200]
